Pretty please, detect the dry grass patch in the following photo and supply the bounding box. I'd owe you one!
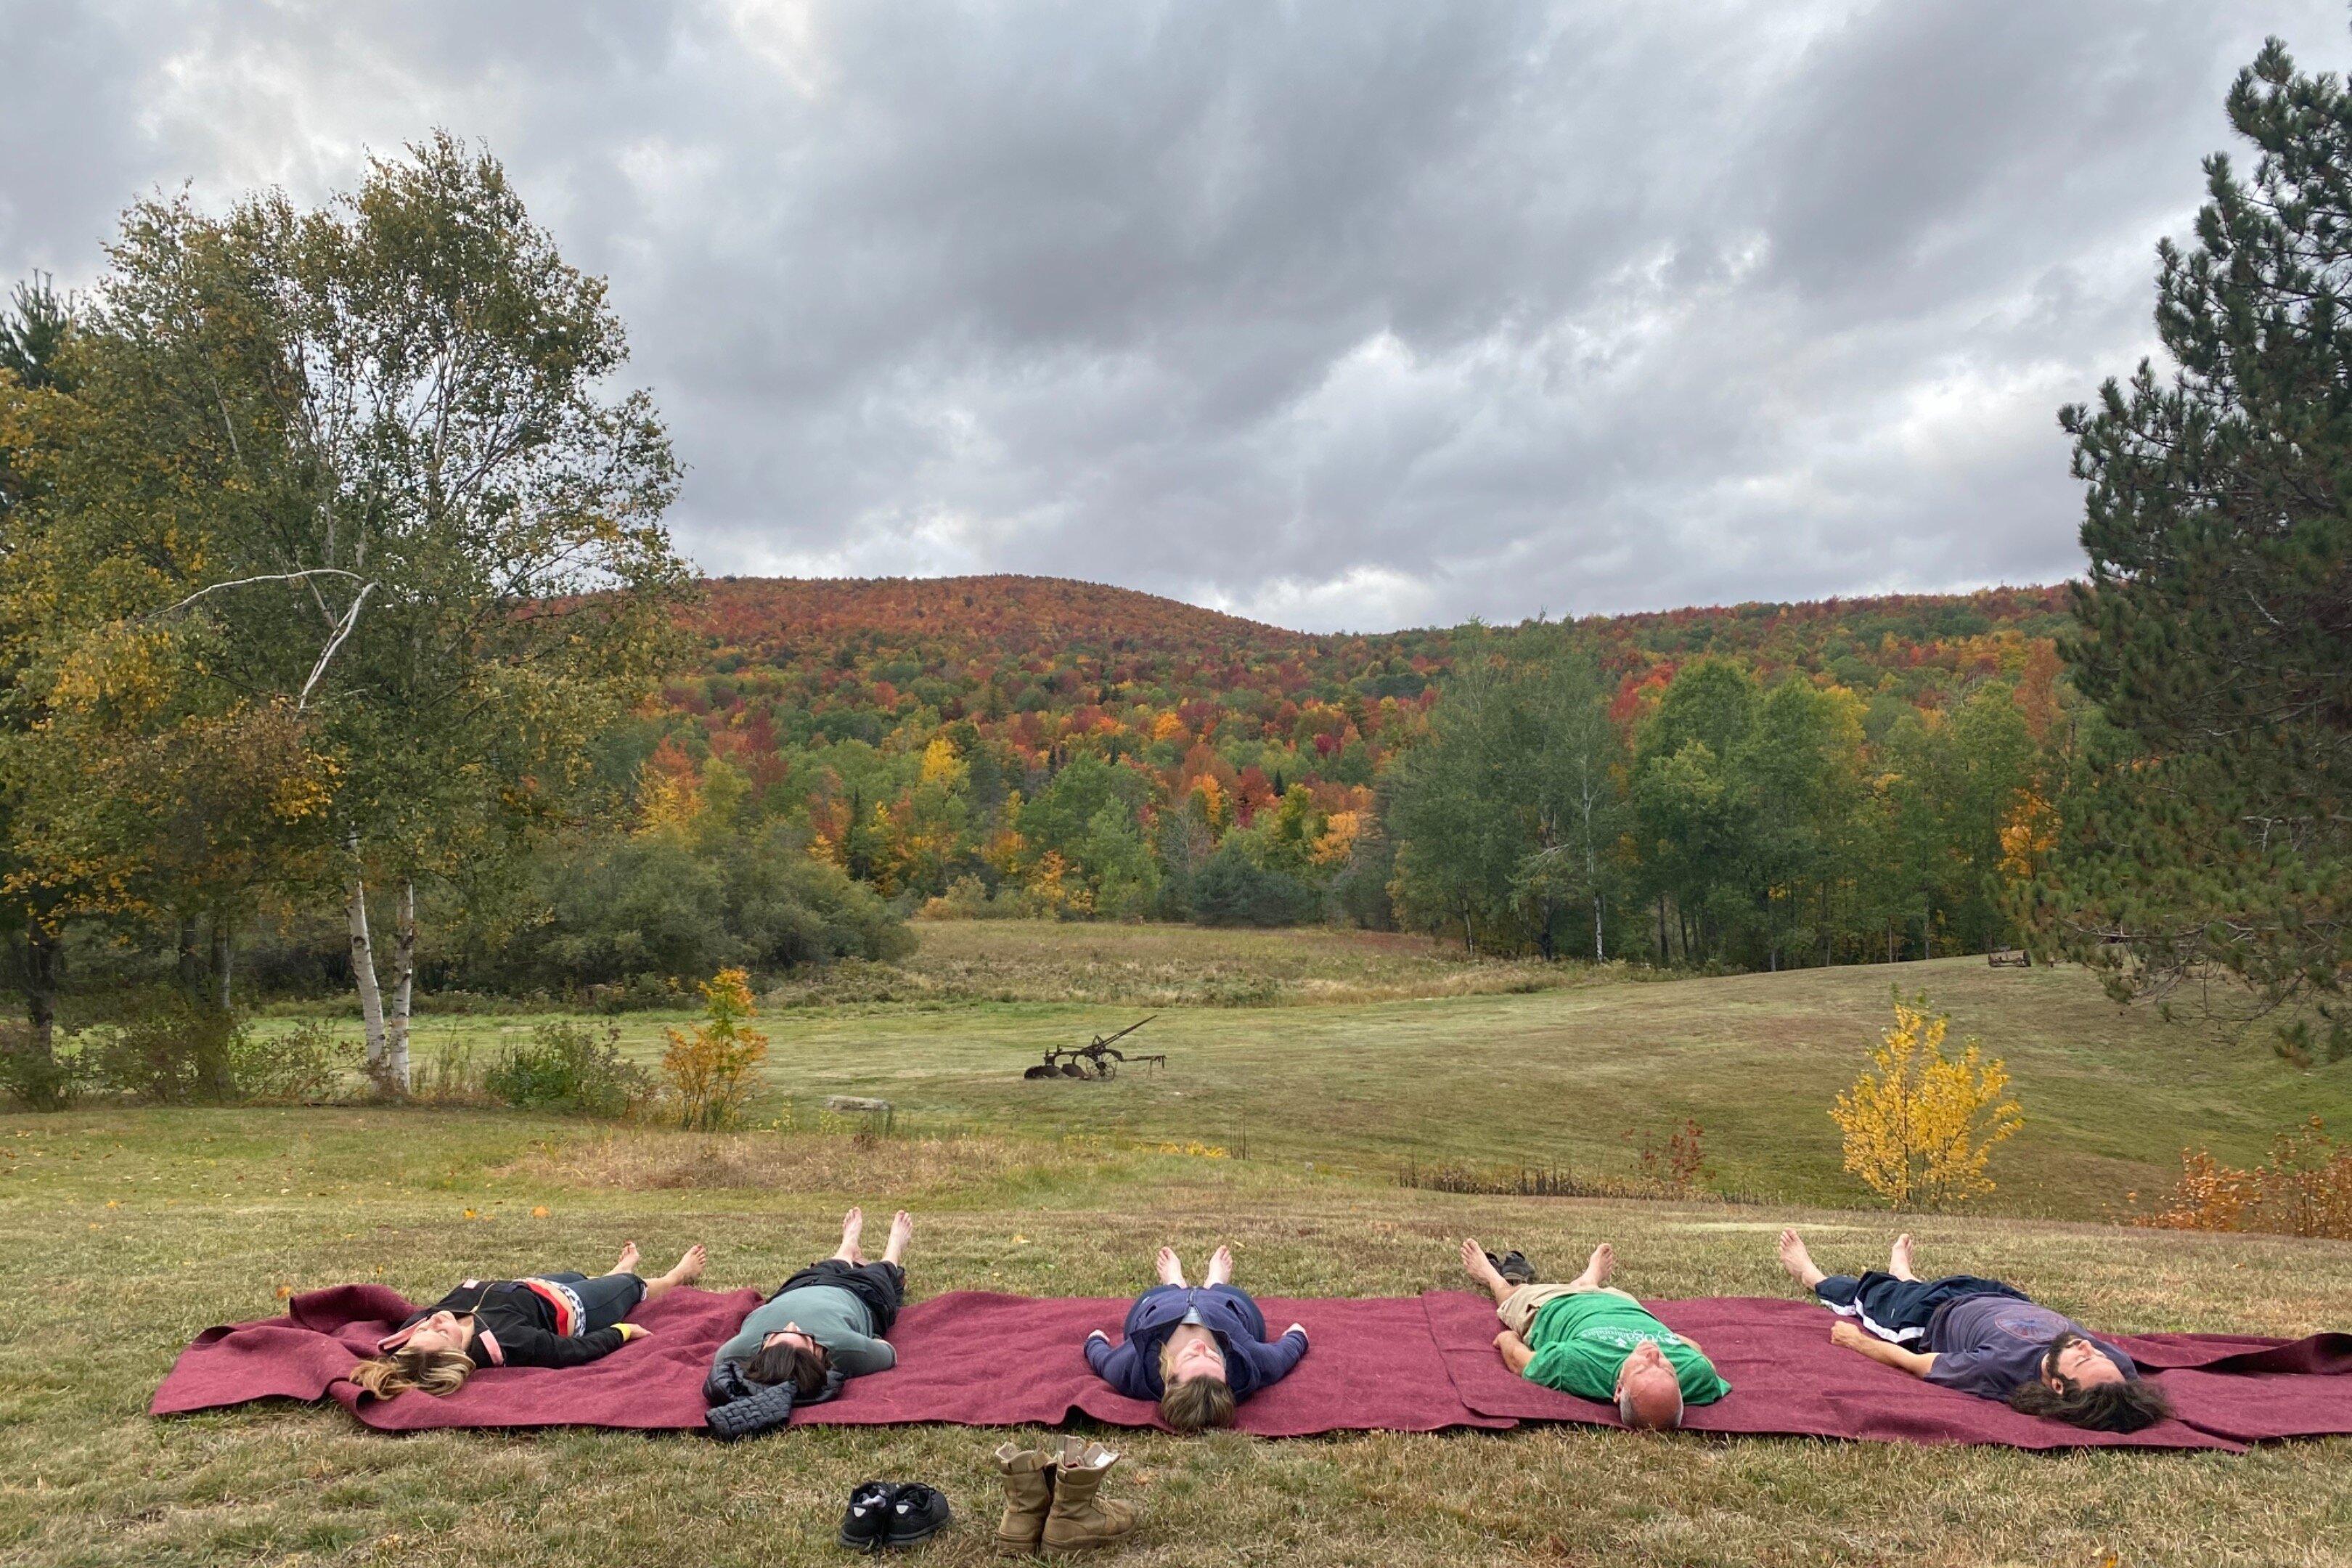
[761,920,1617,1008]
[500,1126,1112,1196]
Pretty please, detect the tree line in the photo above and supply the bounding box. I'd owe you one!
[1382,637,2068,970]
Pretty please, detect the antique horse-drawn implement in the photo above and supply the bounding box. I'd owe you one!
[1023,1015,1164,1079]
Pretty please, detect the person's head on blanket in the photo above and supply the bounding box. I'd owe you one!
[1613,1339,1687,1431]
[711,1207,911,1398]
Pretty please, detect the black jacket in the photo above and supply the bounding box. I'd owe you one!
[702,1358,846,1440]
[383,1280,628,1371]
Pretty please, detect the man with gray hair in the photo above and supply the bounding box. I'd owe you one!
[1459,1238,1728,1430]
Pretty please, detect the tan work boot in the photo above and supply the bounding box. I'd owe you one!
[994,1442,1057,1555]
[1040,1438,1138,1555]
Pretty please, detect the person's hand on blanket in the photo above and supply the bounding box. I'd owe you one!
[615,1323,652,1343]
[1286,1323,1309,1344]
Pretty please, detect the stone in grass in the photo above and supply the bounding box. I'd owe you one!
[825,1095,894,1114]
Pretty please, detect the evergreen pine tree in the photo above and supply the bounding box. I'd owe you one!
[2043,36,2351,1060]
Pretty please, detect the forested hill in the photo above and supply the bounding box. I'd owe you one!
[673,573,2073,746]
[639,574,2078,949]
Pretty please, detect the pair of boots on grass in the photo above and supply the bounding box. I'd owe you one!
[992,1437,1137,1555]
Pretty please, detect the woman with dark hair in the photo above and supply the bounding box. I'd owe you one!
[1778,1228,2172,1434]
[350,1241,705,1399]
[1085,1245,1309,1432]
[712,1208,912,1399]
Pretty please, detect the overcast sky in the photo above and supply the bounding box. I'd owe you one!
[4,2,2343,632]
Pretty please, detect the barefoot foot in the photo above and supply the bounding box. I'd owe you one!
[1574,1241,1615,1289]
[1206,1245,1234,1286]
[1779,1228,1826,1290]
[1156,1246,1185,1287]
[614,1241,641,1275]
[666,1242,707,1286]
[1888,1232,1917,1282]
[883,1209,913,1265]
[838,1206,865,1256]
[1460,1238,1512,1300]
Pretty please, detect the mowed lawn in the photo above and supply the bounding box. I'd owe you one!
[358,935,2352,1219]
[4,1109,2352,1568]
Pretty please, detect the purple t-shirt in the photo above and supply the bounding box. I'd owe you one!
[1924,1296,2136,1400]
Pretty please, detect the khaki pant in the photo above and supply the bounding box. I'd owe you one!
[1497,1281,1637,1337]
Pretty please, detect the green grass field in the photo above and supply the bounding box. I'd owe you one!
[373,929,2352,1218]
[13,926,2352,1567]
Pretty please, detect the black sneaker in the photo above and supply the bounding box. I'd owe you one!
[1490,1249,1538,1286]
[883,1482,952,1549]
[839,1481,897,1552]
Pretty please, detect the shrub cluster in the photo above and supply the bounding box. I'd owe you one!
[484,1021,649,1117]
[0,999,357,1108]
[2136,1117,2352,1239]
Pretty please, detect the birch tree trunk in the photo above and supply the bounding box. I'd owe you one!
[211,920,234,1010]
[1588,840,1604,962]
[385,878,417,1089]
[346,872,393,1090]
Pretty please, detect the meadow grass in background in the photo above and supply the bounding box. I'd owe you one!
[282,935,2352,1220]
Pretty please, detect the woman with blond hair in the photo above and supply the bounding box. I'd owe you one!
[349,1241,705,1398]
[1085,1245,1307,1432]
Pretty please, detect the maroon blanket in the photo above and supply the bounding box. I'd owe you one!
[811,1291,1512,1436]
[154,1285,2352,1450]
[152,1282,769,1430]
[152,1286,1510,1437]
[1421,1291,2352,1451]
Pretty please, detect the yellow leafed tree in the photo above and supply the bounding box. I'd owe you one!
[661,968,769,1132]
[918,735,969,790]
[1830,991,2022,1210]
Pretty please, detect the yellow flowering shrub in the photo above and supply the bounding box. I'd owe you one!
[1830,991,2021,1210]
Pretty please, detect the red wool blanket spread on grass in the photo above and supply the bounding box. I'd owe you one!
[152,1286,2352,1450]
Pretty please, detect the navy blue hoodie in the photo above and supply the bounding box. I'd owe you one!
[1085,1283,1307,1401]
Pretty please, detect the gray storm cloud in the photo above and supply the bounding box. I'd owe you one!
[2,0,2340,631]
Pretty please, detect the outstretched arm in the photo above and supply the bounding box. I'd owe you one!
[1494,1329,1535,1376]
[485,1323,635,1368]
[1257,1323,1310,1384]
[1831,1320,1935,1379]
[1085,1331,1151,1398]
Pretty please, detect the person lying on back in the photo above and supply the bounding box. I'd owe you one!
[1085,1244,1309,1431]
[1461,1237,1728,1430]
[713,1207,912,1399]
[1778,1228,2171,1433]
[351,1241,705,1398]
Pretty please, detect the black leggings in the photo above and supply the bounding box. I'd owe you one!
[1815,1272,2028,1344]
[773,1259,905,1336]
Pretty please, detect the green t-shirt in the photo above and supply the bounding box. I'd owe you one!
[1521,1291,1728,1405]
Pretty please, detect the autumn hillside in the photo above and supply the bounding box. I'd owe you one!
[670,573,2075,761]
